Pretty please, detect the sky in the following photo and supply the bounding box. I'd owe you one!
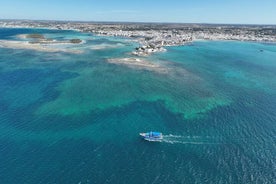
[0,0,275,24]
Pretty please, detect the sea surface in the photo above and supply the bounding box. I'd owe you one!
[0,28,275,184]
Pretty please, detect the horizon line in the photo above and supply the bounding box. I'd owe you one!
[1,18,276,27]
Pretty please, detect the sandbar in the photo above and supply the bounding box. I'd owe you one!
[107,57,169,73]
[0,40,83,54]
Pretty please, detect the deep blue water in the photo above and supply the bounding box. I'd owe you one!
[0,28,275,184]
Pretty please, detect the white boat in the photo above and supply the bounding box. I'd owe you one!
[140,131,163,142]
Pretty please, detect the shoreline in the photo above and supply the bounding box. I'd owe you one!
[0,21,276,56]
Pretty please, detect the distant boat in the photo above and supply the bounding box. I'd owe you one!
[140,131,163,142]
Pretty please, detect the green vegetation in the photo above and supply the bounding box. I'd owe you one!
[26,34,45,39]
[70,39,82,44]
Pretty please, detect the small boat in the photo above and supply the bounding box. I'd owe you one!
[140,131,163,142]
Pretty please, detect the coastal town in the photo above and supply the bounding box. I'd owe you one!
[1,20,276,55]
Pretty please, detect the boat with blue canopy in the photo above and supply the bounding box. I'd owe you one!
[139,131,163,142]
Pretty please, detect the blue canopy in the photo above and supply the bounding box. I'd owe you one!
[149,132,162,137]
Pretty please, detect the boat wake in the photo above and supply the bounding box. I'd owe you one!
[162,134,222,145]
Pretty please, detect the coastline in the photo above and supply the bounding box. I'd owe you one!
[1,20,276,56]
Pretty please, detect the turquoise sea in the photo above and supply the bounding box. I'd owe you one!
[0,28,275,184]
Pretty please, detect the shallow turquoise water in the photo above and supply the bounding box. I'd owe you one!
[0,28,275,183]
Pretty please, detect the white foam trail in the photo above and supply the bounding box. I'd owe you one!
[163,135,205,139]
[162,140,213,144]
[163,134,183,138]
[162,135,221,145]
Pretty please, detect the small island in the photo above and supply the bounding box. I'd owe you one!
[70,39,82,44]
[19,34,83,45]
[0,33,84,53]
